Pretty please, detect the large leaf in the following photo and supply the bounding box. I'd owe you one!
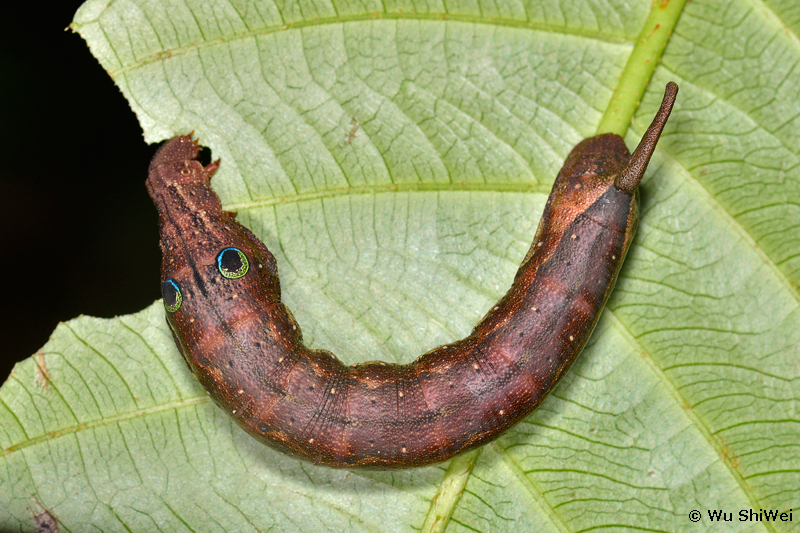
[2,0,799,531]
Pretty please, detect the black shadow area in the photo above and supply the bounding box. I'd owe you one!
[0,2,162,382]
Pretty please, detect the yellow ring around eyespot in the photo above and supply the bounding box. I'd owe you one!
[163,279,182,313]
[217,248,249,279]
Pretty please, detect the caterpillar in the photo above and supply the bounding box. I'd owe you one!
[147,82,678,469]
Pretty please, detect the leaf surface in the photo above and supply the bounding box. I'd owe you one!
[2,0,799,531]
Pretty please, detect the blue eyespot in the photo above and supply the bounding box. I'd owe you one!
[162,279,182,313]
[217,247,249,279]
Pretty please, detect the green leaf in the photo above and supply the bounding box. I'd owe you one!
[3,0,799,531]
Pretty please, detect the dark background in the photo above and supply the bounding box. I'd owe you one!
[1,3,164,382]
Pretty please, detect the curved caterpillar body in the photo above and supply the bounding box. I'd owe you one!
[147,83,678,469]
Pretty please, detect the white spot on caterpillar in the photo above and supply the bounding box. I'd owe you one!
[532,306,538,311]
[612,254,616,260]
[569,335,574,341]
[308,438,314,444]
[232,409,237,414]
[571,234,577,240]
[473,364,479,370]
[401,447,407,453]
[292,325,297,331]
[331,388,336,394]
[237,389,244,395]
[499,410,504,415]
[398,391,404,398]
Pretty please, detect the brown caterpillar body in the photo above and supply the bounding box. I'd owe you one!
[147,83,678,469]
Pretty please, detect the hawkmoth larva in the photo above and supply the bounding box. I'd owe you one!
[147,82,678,469]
